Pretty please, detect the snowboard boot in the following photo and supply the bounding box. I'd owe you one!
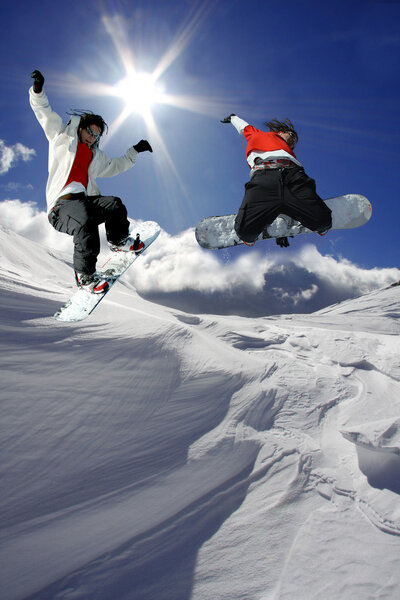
[75,272,109,294]
[109,233,144,253]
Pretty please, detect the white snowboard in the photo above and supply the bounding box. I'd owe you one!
[54,221,160,322]
[195,194,371,250]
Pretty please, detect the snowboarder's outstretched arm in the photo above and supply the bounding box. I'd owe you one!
[29,70,64,142]
[221,114,249,135]
[92,139,153,179]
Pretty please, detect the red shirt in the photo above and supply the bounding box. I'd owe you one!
[65,142,93,188]
[243,126,298,160]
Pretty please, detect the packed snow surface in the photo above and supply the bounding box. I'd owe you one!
[0,227,399,600]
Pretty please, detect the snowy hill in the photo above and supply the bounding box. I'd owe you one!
[0,228,399,600]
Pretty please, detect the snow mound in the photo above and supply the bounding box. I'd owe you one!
[342,418,400,455]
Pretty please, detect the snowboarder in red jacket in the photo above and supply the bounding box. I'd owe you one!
[221,114,332,247]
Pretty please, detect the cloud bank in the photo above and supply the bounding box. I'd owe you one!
[0,199,398,317]
[0,140,36,175]
[131,229,399,316]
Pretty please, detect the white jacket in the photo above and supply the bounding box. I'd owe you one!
[29,87,138,212]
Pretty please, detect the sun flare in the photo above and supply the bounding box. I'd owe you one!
[113,71,165,115]
[57,4,227,205]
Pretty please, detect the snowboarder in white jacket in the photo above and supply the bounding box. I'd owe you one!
[30,70,153,293]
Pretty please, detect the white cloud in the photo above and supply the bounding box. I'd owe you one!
[0,199,73,252]
[0,198,399,316]
[129,228,271,294]
[0,140,36,175]
[0,182,34,191]
[128,231,399,316]
[290,244,395,297]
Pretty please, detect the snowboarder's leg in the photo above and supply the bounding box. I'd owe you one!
[88,195,130,245]
[48,195,100,274]
[282,168,332,232]
[234,170,282,243]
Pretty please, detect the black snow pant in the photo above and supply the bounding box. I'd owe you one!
[48,193,130,275]
[234,166,332,244]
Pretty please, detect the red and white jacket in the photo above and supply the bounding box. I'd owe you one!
[230,115,302,171]
[30,88,139,212]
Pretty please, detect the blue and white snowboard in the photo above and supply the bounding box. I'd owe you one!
[54,221,160,322]
[195,194,372,250]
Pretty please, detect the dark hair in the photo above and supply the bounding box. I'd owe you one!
[67,109,108,135]
[265,118,298,146]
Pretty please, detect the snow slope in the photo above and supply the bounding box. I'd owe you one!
[0,227,399,600]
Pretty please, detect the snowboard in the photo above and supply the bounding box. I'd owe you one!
[54,221,160,322]
[195,194,371,250]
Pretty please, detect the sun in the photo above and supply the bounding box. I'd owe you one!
[59,5,228,201]
[113,70,165,116]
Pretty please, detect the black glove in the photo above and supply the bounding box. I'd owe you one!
[276,236,292,248]
[31,70,44,93]
[220,113,236,124]
[133,140,153,153]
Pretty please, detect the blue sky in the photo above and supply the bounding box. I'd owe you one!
[0,0,399,271]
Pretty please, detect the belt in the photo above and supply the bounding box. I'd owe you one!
[57,192,86,200]
[252,158,297,172]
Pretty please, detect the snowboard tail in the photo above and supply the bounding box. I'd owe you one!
[195,194,371,250]
[54,221,160,323]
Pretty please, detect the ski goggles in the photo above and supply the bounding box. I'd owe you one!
[86,126,101,142]
[287,130,298,145]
